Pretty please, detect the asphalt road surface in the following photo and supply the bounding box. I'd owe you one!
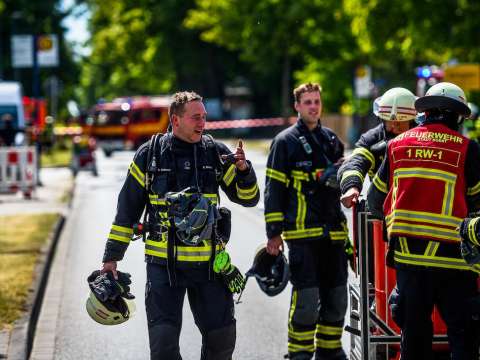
[32,143,356,360]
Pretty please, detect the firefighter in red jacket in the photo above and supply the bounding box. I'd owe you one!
[368,82,480,359]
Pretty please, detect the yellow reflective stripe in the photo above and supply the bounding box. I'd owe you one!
[288,289,297,328]
[222,164,236,186]
[468,217,480,246]
[288,329,316,341]
[288,343,315,352]
[265,212,284,223]
[108,224,133,243]
[394,167,457,183]
[149,194,167,205]
[291,170,310,180]
[442,182,454,215]
[316,324,343,336]
[467,181,480,196]
[388,222,460,242]
[111,225,133,234]
[236,183,259,200]
[399,237,409,254]
[330,230,348,241]
[315,338,342,349]
[424,241,440,257]
[108,233,131,243]
[292,178,306,230]
[145,240,221,262]
[266,167,288,184]
[203,193,218,205]
[352,147,375,171]
[372,174,388,193]
[340,170,365,185]
[394,251,480,273]
[129,162,145,188]
[386,210,462,228]
[283,228,324,240]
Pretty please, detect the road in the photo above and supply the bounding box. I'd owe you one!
[31,144,355,360]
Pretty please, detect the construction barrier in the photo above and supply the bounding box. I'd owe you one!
[0,146,37,198]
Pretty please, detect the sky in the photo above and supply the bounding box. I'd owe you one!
[60,0,91,58]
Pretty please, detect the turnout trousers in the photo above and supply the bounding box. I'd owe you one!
[286,240,348,360]
[145,263,236,360]
[395,267,479,360]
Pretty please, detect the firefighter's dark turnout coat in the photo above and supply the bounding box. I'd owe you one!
[103,133,259,267]
[338,123,387,195]
[265,119,349,358]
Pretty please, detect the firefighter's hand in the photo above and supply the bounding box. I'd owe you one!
[222,140,248,171]
[101,260,118,280]
[340,187,360,208]
[267,235,283,256]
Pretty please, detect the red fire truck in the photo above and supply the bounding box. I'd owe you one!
[83,96,170,156]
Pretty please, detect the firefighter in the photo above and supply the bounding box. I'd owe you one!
[338,87,417,208]
[367,82,480,360]
[265,82,348,360]
[100,91,259,359]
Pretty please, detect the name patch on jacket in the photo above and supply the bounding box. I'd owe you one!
[295,161,312,168]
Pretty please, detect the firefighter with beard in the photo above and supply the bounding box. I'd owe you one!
[338,87,417,208]
[367,82,480,359]
[265,82,348,360]
[100,91,259,359]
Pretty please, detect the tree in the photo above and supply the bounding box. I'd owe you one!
[0,0,79,118]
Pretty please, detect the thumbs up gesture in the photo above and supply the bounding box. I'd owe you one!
[221,140,249,171]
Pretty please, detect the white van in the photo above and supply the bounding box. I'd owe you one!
[0,82,25,145]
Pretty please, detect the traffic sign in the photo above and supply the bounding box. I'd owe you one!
[444,64,480,91]
[11,35,33,68]
[10,34,59,68]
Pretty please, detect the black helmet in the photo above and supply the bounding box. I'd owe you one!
[246,245,290,297]
[415,82,471,117]
[166,188,217,246]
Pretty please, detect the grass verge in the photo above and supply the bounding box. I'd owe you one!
[40,143,72,168]
[0,213,59,329]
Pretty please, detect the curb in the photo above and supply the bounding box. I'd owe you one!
[7,215,66,360]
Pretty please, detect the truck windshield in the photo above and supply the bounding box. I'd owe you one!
[95,110,128,125]
[0,105,18,129]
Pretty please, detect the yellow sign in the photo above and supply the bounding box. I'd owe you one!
[37,36,53,51]
[444,64,480,91]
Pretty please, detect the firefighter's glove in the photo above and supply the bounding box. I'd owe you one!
[459,218,480,247]
[213,251,245,294]
[345,240,354,271]
[460,241,480,266]
[317,164,340,189]
[223,265,246,294]
[87,270,135,302]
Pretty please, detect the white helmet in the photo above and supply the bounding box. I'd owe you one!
[415,82,470,117]
[86,291,136,325]
[373,87,417,122]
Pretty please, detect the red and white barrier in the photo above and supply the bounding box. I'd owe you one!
[0,146,37,198]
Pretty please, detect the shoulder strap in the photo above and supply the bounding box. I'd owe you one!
[145,133,164,193]
[202,134,224,176]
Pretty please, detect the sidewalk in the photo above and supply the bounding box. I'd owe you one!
[0,167,73,359]
[0,168,72,216]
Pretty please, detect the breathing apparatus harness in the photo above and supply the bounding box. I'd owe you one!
[133,133,243,292]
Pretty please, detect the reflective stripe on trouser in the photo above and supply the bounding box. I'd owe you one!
[315,321,343,352]
[288,289,316,356]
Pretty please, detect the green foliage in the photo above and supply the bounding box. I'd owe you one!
[0,0,79,120]
[80,0,480,115]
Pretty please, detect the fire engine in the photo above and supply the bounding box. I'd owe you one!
[83,96,170,156]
